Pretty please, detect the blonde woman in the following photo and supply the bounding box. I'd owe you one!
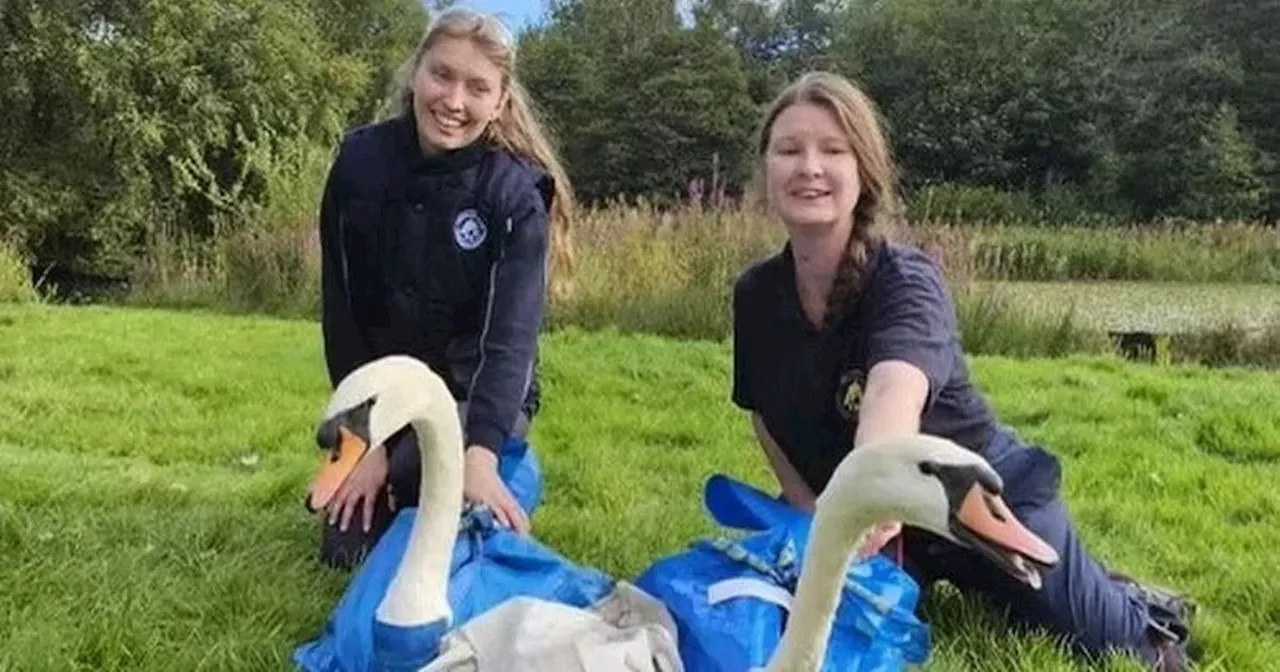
[730,71,1194,671]
[314,7,575,568]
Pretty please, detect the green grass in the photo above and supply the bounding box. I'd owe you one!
[1,304,1277,671]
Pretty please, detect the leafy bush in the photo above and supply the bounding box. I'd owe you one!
[0,239,39,304]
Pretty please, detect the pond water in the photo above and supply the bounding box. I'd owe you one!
[976,281,1280,333]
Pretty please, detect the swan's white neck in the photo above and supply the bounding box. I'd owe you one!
[374,413,465,627]
[764,495,880,672]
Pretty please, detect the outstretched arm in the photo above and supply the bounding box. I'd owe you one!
[851,254,959,557]
[856,254,956,447]
[854,361,929,447]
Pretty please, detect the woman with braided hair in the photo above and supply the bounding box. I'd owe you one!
[729,70,1194,671]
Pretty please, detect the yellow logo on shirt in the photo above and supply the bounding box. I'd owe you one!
[836,368,864,420]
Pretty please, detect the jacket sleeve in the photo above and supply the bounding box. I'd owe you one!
[318,152,371,389]
[462,174,551,455]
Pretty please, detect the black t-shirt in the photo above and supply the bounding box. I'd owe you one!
[731,240,997,494]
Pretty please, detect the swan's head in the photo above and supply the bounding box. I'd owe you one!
[305,356,459,512]
[828,433,1060,589]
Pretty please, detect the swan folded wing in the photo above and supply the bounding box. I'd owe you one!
[422,583,684,672]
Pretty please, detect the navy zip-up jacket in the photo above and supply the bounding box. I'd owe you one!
[318,114,551,455]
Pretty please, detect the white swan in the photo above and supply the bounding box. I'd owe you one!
[302,356,1052,671]
[762,433,1062,672]
[301,355,683,672]
[306,355,466,663]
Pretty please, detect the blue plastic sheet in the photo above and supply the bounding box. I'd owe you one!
[294,437,618,672]
[633,474,932,672]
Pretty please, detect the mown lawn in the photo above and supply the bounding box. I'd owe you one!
[0,303,1276,671]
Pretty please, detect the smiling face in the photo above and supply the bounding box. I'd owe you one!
[763,101,862,238]
[411,34,506,153]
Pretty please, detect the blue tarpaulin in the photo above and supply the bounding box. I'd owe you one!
[294,437,618,672]
[633,474,932,671]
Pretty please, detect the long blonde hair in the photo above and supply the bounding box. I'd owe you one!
[754,71,905,326]
[389,7,577,300]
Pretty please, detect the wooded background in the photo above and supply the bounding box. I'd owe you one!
[4,0,1277,279]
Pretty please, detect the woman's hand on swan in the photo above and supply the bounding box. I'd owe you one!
[327,448,389,533]
[464,445,530,535]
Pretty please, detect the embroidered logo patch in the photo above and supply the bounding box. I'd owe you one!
[835,368,865,420]
[453,209,487,251]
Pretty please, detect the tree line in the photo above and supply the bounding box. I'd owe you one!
[4,0,1277,279]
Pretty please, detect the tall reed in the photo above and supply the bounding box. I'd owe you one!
[116,198,1280,368]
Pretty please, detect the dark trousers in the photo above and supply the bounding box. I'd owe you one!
[317,402,529,569]
[898,426,1179,668]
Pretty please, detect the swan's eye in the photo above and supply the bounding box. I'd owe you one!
[917,460,939,476]
[316,417,341,450]
[317,397,376,449]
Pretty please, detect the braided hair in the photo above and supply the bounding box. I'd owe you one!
[754,72,906,328]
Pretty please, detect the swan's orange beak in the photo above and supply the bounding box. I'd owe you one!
[953,483,1060,588]
[306,425,369,513]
